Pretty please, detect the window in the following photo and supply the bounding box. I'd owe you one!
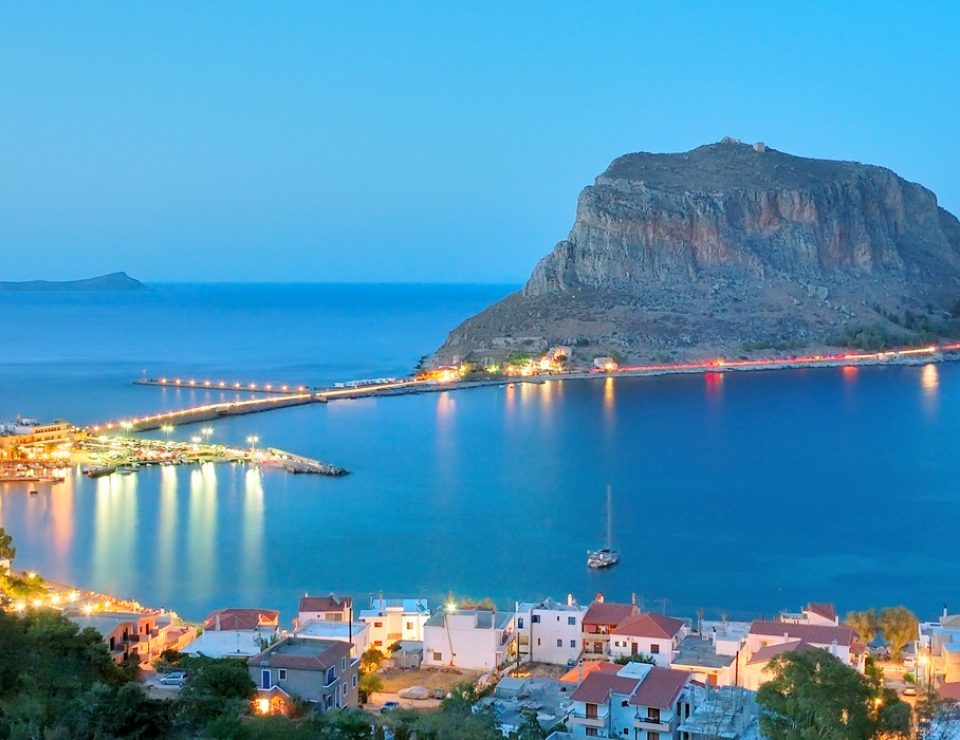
[325,666,336,685]
[374,621,383,628]
[352,674,358,687]
[341,658,346,670]
[432,651,442,662]
[375,640,383,647]
[621,700,629,707]
[518,617,524,629]
[586,703,598,719]
[537,638,541,646]
[650,644,660,654]
[557,639,562,648]
[623,730,629,736]
[278,669,287,681]
[405,621,413,630]
[568,616,577,626]
[648,707,661,722]
[570,639,577,648]
[260,669,271,689]
[532,615,541,624]
[586,729,598,737]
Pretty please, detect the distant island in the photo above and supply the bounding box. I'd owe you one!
[432,138,960,368]
[0,272,146,292]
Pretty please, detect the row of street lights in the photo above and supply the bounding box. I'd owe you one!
[119,421,262,462]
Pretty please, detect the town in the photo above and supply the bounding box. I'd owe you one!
[1,523,958,739]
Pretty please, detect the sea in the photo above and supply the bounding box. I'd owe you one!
[1,283,958,625]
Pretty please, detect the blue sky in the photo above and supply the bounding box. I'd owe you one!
[1,1,958,282]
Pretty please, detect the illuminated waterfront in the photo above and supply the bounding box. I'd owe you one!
[1,285,959,623]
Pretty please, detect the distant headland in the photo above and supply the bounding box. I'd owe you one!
[0,272,146,292]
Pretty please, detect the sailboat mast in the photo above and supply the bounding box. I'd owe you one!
[606,484,612,549]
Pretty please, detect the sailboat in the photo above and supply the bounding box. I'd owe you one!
[587,485,619,568]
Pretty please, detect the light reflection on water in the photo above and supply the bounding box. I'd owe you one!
[0,362,958,622]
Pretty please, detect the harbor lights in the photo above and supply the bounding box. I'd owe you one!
[161,424,175,443]
[121,421,134,438]
[246,435,260,462]
[201,426,214,443]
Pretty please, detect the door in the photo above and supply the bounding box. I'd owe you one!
[260,669,271,689]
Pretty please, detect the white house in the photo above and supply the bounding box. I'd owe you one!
[609,612,688,667]
[358,597,430,651]
[422,608,517,672]
[568,661,697,738]
[745,620,859,673]
[297,594,352,625]
[779,602,839,627]
[295,619,370,659]
[582,597,635,658]
[516,596,587,666]
[182,608,280,660]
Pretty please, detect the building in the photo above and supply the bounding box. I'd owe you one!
[745,621,858,670]
[582,596,635,659]
[671,634,739,688]
[609,613,688,667]
[66,609,185,666]
[182,608,280,659]
[295,618,370,659]
[919,610,960,685]
[248,638,358,715]
[297,594,352,625]
[568,661,697,738]
[517,597,587,666]
[422,608,517,672]
[475,677,573,736]
[0,419,76,455]
[740,640,821,691]
[593,357,618,371]
[778,602,839,627]
[358,596,430,651]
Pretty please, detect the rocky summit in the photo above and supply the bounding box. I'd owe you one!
[432,139,960,367]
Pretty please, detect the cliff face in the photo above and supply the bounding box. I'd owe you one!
[434,141,960,365]
[0,272,146,292]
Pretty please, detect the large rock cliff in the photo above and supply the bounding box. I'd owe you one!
[433,140,960,365]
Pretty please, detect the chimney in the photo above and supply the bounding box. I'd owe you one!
[578,661,583,684]
[631,593,638,615]
[945,604,949,618]
[596,592,604,604]
[215,613,221,631]
[567,593,575,607]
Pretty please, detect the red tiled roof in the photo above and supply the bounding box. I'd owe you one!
[299,594,352,613]
[939,682,960,702]
[747,639,819,664]
[569,672,640,704]
[808,603,837,622]
[559,661,621,684]
[629,667,690,709]
[750,620,855,646]
[203,608,280,631]
[614,613,685,639]
[583,602,634,627]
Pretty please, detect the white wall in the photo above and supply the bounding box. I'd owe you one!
[422,613,514,671]
[518,606,584,666]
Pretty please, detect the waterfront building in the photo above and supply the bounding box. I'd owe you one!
[918,610,960,686]
[294,618,370,659]
[567,661,697,738]
[181,608,279,659]
[0,419,76,456]
[358,596,430,651]
[671,633,740,687]
[582,595,635,659]
[421,607,517,672]
[743,620,860,680]
[516,596,587,666]
[608,612,688,667]
[248,638,358,715]
[65,609,187,666]
[297,594,352,625]
[778,602,840,627]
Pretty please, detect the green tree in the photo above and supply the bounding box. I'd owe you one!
[613,653,657,665]
[178,656,255,729]
[878,606,919,661]
[757,648,909,739]
[0,526,15,566]
[360,646,383,672]
[441,680,479,714]
[75,682,174,739]
[845,609,879,645]
[515,710,547,740]
[312,708,374,739]
[358,672,383,703]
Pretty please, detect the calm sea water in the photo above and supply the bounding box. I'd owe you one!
[1,284,958,625]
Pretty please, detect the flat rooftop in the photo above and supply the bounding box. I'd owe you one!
[673,635,736,669]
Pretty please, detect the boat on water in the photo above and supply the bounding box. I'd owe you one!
[83,465,115,478]
[587,485,619,569]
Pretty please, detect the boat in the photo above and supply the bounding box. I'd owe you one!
[83,465,115,478]
[587,485,620,569]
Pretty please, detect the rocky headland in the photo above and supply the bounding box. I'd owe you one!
[432,139,960,367]
[0,272,146,292]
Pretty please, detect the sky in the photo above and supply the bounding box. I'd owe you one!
[1,1,958,283]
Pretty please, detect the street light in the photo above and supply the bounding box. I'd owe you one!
[201,426,214,445]
[246,435,260,463]
[161,424,174,443]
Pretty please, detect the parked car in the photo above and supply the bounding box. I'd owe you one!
[159,671,187,687]
[380,701,400,713]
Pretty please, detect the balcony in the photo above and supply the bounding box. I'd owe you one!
[570,713,606,730]
[635,715,672,732]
